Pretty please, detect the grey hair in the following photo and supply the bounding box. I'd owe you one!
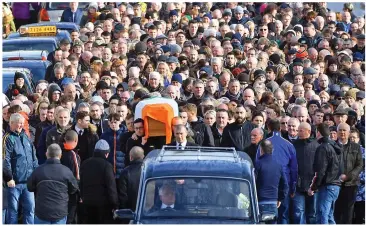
[77,102,90,111]
[130,146,145,161]
[47,144,62,158]
[10,113,25,123]
[159,183,175,196]
[53,62,65,71]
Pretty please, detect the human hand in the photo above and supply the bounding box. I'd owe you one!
[290,193,295,198]
[132,133,138,140]
[307,188,314,196]
[277,201,281,208]
[340,174,347,182]
[7,180,15,188]
[175,179,185,185]
[141,137,147,145]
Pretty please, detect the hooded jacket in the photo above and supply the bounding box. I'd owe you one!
[3,129,38,183]
[100,128,127,179]
[47,83,62,105]
[310,137,344,191]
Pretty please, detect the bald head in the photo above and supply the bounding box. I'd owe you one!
[130,146,145,161]
[337,122,350,132]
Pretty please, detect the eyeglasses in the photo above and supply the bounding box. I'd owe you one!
[337,97,345,100]
[260,29,267,31]
[281,122,288,125]
[134,127,144,130]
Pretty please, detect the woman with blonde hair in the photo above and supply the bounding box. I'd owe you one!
[319,91,330,104]
[276,64,288,85]
[280,81,294,100]
[157,62,172,87]
[204,110,216,127]
[245,21,255,38]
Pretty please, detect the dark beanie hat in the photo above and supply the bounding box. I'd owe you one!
[172,74,183,84]
[307,100,321,109]
[135,41,147,54]
[14,72,26,84]
[269,53,281,65]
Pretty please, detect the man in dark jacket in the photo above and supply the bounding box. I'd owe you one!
[101,113,127,179]
[80,140,119,224]
[60,2,83,25]
[221,104,254,151]
[71,111,99,163]
[3,113,38,224]
[27,144,78,224]
[334,123,363,224]
[167,124,199,148]
[256,139,289,224]
[292,122,319,224]
[309,123,343,224]
[244,128,263,163]
[118,146,144,211]
[256,119,298,224]
[211,109,229,146]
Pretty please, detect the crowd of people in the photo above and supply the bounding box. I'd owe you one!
[2,1,365,224]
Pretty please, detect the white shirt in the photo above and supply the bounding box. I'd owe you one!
[176,141,187,150]
[75,125,84,136]
[161,204,174,209]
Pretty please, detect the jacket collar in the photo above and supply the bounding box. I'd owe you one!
[130,159,143,165]
[46,158,61,164]
[259,153,272,159]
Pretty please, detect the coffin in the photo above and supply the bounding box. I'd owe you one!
[134,97,179,144]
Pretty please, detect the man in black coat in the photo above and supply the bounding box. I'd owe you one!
[167,124,199,148]
[27,144,79,224]
[334,123,363,224]
[308,123,343,224]
[244,128,264,163]
[292,122,319,224]
[118,146,144,211]
[71,111,99,163]
[80,140,119,224]
[221,104,254,151]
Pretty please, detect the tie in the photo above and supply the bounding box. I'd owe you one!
[177,143,181,150]
[79,130,83,136]
[72,13,75,23]
[166,206,172,209]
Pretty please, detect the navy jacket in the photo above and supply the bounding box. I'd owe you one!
[60,8,83,25]
[27,158,78,221]
[101,128,127,179]
[255,154,289,203]
[256,131,298,194]
[3,129,38,183]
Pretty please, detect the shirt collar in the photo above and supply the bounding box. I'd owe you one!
[177,141,187,147]
[161,203,174,209]
[75,125,83,134]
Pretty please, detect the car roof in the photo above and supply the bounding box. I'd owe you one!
[7,30,71,42]
[3,67,32,73]
[20,22,80,31]
[3,60,51,67]
[143,146,253,179]
[4,37,58,43]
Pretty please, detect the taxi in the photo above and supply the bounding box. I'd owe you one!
[3,59,51,83]
[114,146,275,224]
[7,23,72,43]
[3,68,35,96]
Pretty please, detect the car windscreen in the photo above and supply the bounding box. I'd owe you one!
[3,42,56,56]
[48,2,89,10]
[142,177,252,220]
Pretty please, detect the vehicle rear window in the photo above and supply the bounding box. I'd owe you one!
[3,43,56,56]
[48,2,89,10]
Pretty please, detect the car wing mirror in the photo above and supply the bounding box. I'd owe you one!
[113,209,135,220]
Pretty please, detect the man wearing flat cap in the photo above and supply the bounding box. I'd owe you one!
[80,140,119,224]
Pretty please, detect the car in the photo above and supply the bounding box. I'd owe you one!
[3,68,35,97]
[19,22,79,33]
[7,26,71,43]
[3,38,58,57]
[3,50,49,61]
[114,146,273,224]
[3,60,51,83]
[38,2,89,22]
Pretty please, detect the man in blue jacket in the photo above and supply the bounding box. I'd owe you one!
[60,2,83,25]
[256,139,289,224]
[256,119,298,224]
[3,113,38,224]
